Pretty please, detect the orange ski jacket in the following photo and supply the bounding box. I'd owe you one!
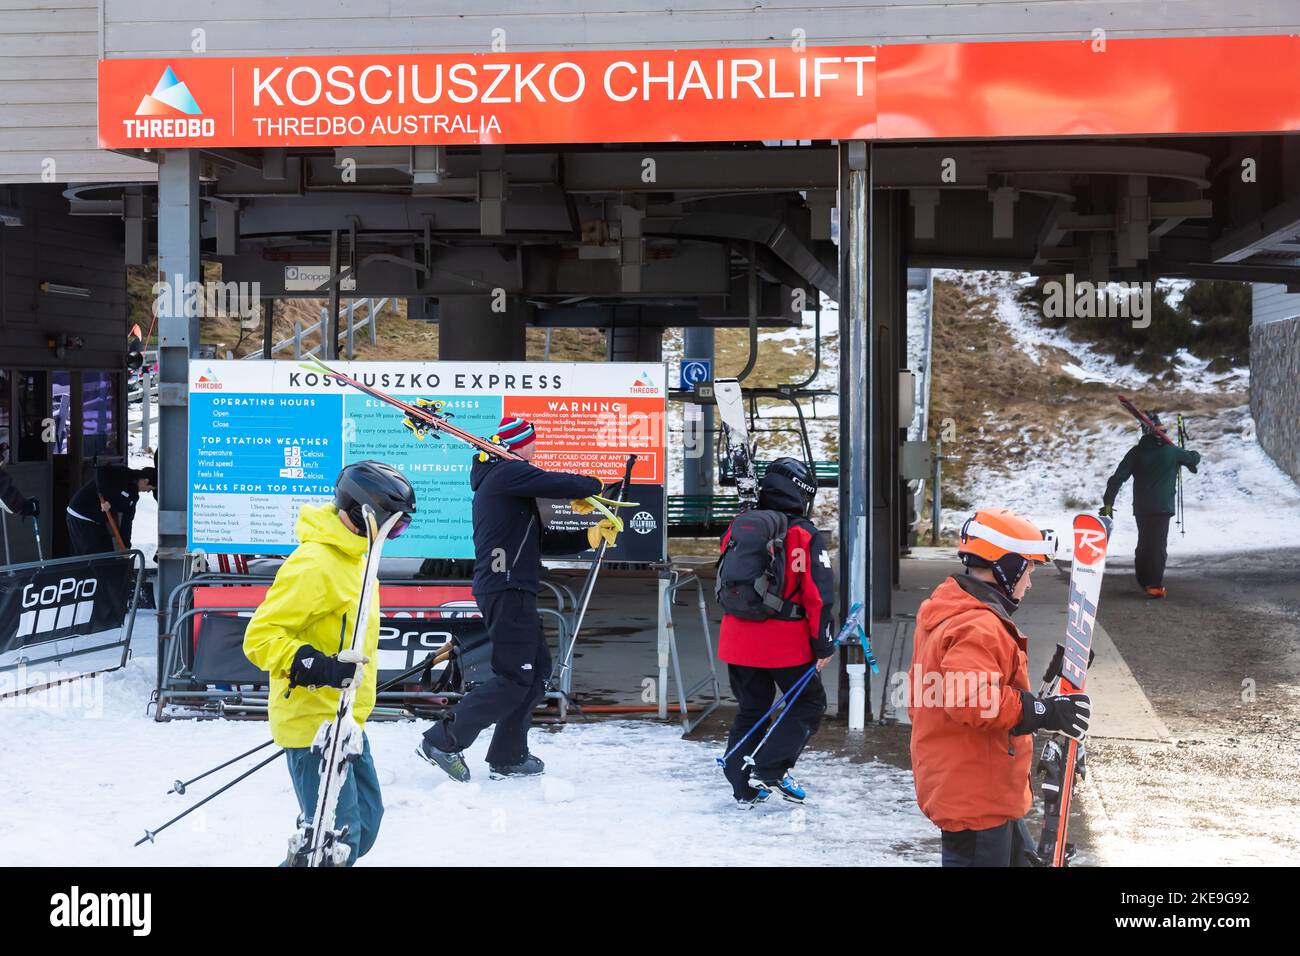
[908,574,1034,832]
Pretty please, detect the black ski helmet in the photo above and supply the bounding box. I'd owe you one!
[334,460,417,538]
[758,457,817,517]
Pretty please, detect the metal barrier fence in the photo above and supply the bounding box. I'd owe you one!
[0,549,145,696]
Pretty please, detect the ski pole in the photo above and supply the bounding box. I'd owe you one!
[741,667,819,771]
[31,514,42,562]
[1177,414,1188,537]
[154,648,446,806]
[139,650,448,847]
[715,664,818,768]
[169,739,278,795]
[557,454,637,681]
[136,748,286,847]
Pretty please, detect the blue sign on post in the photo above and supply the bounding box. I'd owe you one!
[680,358,712,390]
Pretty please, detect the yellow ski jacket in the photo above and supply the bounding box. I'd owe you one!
[243,504,381,748]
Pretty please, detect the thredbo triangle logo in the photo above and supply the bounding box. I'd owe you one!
[135,66,202,116]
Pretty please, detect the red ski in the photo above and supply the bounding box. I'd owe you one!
[300,356,525,462]
[1050,512,1112,866]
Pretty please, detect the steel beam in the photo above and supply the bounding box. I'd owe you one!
[155,149,200,684]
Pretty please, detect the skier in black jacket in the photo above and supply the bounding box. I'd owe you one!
[66,464,156,555]
[418,416,617,782]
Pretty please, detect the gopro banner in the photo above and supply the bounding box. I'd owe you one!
[187,360,667,562]
[0,553,138,656]
[192,611,487,687]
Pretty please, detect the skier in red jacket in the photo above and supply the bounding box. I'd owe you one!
[717,458,835,807]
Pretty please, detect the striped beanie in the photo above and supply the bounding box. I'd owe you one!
[495,416,537,450]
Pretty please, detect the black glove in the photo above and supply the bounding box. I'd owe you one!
[22,497,38,518]
[1013,690,1090,740]
[288,644,359,690]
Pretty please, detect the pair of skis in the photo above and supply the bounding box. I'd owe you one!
[1116,394,1193,535]
[1034,512,1111,867]
[713,377,758,511]
[299,356,630,529]
[286,505,399,867]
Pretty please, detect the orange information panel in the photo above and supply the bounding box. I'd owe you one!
[508,395,663,486]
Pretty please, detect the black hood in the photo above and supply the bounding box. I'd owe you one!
[758,483,806,515]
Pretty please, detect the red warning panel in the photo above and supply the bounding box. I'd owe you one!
[507,395,664,485]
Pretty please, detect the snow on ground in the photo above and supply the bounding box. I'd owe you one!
[0,628,933,867]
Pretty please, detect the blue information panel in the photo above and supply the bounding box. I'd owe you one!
[188,360,668,560]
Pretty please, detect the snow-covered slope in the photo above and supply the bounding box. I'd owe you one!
[928,271,1300,559]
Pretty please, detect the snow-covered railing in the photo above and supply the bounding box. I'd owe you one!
[241,297,390,361]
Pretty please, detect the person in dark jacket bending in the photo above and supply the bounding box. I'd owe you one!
[418,416,617,782]
[1101,414,1200,598]
[66,465,156,555]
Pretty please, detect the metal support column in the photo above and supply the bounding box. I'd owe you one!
[155,149,201,685]
[326,230,340,360]
[838,141,872,720]
[872,189,906,615]
[682,326,715,496]
[261,297,275,359]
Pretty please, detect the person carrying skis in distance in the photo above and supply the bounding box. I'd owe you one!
[908,508,1090,867]
[243,460,416,866]
[418,415,618,782]
[716,458,835,808]
[1100,413,1200,599]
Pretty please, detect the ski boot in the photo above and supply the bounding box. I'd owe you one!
[417,737,471,782]
[735,782,772,810]
[752,773,806,804]
[489,753,545,780]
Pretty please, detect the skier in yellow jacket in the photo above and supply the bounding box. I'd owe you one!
[244,461,416,866]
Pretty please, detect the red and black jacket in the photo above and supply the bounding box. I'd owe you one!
[717,515,836,669]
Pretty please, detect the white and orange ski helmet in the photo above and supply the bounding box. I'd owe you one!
[958,508,1057,599]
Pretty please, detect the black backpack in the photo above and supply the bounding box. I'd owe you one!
[715,510,806,621]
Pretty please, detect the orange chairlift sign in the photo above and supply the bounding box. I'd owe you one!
[97,35,1300,150]
[99,47,878,148]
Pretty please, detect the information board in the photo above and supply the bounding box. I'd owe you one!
[188,360,667,561]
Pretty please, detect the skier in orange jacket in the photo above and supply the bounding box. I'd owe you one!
[908,508,1090,866]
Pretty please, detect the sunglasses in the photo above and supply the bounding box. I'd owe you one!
[388,513,413,539]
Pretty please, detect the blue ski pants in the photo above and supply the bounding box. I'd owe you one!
[283,733,384,866]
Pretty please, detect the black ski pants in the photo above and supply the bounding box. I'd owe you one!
[423,588,548,767]
[940,818,1036,867]
[1134,512,1172,588]
[722,662,826,799]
